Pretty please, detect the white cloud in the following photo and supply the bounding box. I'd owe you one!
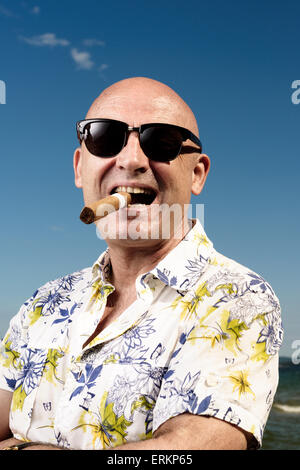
[0,4,16,17]
[20,33,70,47]
[71,48,94,70]
[31,6,40,15]
[98,63,109,80]
[50,225,64,232]
[83,39,105,47]
[18,30,107,75]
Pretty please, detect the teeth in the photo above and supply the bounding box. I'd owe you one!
[114,186,154,195]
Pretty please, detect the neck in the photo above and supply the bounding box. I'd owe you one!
[106,220,191,291]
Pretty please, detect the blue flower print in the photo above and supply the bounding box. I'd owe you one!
[17,348,47,396]
[70,363,103,400]
[247,273,273,294]
[52,303,78,326]
[123,318,155,350]
[155,268,177,287]
[257,312,283,355]
[150,343,165,362]
[164,371,201,405]
[36,290,70,315]
[184,256,209,285]
[57,273,84,292]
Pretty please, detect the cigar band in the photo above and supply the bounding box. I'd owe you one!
[113,193,127,208]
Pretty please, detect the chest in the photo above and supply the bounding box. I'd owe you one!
[82,291,137,348]
[9,306,184,449]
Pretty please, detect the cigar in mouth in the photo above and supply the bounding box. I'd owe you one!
[80,192,132,224]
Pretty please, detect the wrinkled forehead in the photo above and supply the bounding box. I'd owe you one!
[86,88,199,135]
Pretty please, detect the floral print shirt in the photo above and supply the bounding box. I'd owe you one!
[0,219,283,449]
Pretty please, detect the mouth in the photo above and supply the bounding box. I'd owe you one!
[110,185,157,206]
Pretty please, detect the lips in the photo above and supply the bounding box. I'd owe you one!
[110,185,157,205]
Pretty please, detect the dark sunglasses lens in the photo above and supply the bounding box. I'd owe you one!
[140,126,182,161]
[84,121,126,157]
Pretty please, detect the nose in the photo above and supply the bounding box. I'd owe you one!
[115,131,150,173]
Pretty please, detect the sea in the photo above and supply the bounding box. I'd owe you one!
[261,357,300,450]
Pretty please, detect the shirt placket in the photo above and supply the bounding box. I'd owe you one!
[54,275,159,445]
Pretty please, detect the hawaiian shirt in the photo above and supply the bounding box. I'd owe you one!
[0,219,283,449]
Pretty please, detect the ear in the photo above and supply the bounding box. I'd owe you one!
[191,154,210,195]
[73,147,83,188]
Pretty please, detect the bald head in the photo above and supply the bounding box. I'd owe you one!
[86,77,199,137]
[75,76,210,220]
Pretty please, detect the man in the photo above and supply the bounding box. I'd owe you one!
[0,77,283,450]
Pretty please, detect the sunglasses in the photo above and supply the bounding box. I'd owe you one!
[76,118,202,162]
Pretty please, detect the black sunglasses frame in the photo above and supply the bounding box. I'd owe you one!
[76,118,202,161]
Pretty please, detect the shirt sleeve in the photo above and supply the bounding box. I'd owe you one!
[152,289,283,448]
[0,293,35,392]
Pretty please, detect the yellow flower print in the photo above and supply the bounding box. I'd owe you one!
[215,283,239,297]
[11,385,27,412]
[43,349,65,385]
[28,300,43,326]
[188,309,248,355]
[180,282,212,321]
[250,341,269,363]
[91,280,114,302]
[86,279,114,314]
[228,370,255,399]
[72,391,132,449]
[208,257,219,266]
[169,294,183,311]
[193,232,210,255]
[0,338,20,369]
[217,309,248,354]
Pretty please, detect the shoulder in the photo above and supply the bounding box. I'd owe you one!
[11,266,93,333]
[33,266,93,297]
[182,221,278,304]
[189,249,283,356]
[1,266,94,358]
[205,249,278,298]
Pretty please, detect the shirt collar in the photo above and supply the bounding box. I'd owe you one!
[92,249,112,284]
[148,219,213,293]
[91,219,214,294]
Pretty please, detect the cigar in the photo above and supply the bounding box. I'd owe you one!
[80,192,132,224]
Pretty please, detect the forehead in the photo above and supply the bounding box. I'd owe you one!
[86,88,193,130]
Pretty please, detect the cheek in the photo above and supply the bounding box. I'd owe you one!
[79,155,115,205]
[169,160,194,202]
[150,161,193,205]
[158,159,193,187]
[80,154,112,186]
[150,160,183,184]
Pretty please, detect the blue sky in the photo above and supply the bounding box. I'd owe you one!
[0,0,299,357]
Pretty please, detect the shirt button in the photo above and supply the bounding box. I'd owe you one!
[205,373,220,387]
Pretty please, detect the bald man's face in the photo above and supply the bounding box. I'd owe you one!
[73,79,209,244]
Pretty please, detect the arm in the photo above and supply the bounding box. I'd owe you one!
[0,413,251,450]
[111,413,252,450]
[0,390,13,441]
